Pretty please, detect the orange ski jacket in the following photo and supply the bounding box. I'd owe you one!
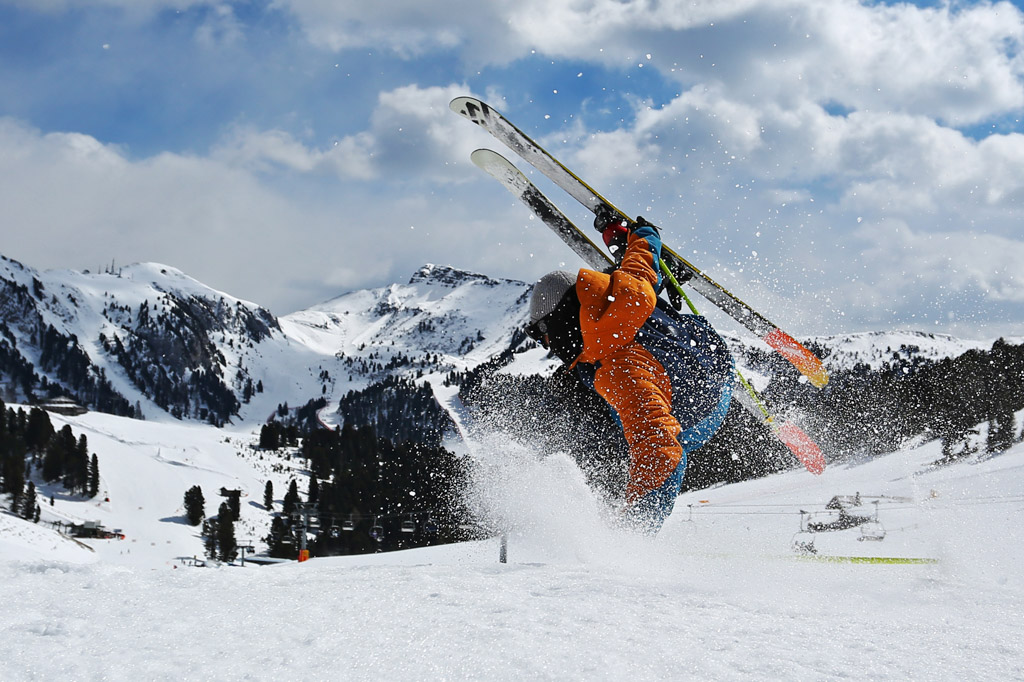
[569,226,733,504]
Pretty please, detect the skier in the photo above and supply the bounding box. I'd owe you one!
[526,218,735,532]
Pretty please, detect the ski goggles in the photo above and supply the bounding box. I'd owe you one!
[525,318,550,348]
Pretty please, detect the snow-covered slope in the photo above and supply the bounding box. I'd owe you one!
[812,329,1017,372]
[1,414,1021,680]
[1,256,533,429]
[0,408,305,568]
[280,263,530,390]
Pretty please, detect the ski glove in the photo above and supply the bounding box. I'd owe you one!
[594,211,662,261]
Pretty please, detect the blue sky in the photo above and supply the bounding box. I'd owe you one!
[2,0,1024,339]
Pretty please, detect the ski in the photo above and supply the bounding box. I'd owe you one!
[471,148,825,475]
[452,96,829,390]
[470,149,609,272]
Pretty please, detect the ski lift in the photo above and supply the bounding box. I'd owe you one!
[858,521,886,542]
[328,522,340,539]
[791,510,817,555]
[369,516,384,542]
[791,531,818,555]
[342,516,355,532]
[423,517,439,535]
[858,501,886,541]
[400,515,416,534]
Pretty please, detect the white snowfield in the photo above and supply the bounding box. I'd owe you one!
[1,409,1022,680]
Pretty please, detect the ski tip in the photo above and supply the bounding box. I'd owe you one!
[450,96,488,121]
[470,148,517,175]
[775,422,826,475]
[762,328,830,389]
[470,148,502,163]
[469,148,529,194]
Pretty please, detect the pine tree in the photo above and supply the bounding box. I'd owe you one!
[184,485,205,526]
[259,423,280,450]
[21,481,37,521]
[201,518,218,560]
[282,480,300,516]
[41,431,66,483]
[265,516,291,558]
[88,454,100,498]
[1,425,26,499]
[226,490,241,522]
[25,408,53,455]
[986,414,1006,454]
[71,435,89,495]
[263,481,273,510]
[216,501,238,563]
[308,474,319,505]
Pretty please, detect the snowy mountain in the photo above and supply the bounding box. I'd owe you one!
[0,254,280,424]
[0,256,534,434]
[810,329,1013,372]
[6,253,1014,436]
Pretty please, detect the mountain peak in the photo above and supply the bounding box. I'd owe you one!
[409,264,513,288]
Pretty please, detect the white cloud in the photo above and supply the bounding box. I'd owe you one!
[212,126,377,179]
[770,0,1024,125]
[0,118,310,303]
[0,106,552,314]
[270,0,1024,127]
[212,83,503,183]
[0,0,210,16]
[861,221,1024,304]
[270,0,512,59]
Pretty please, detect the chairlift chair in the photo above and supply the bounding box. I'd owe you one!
[342,516,356,532]
[791,531,818,555]
[792,511,817,554]
[858,500,886,541]
[401,516,416,534]
[858,521,886,542]
[370,517,384,542]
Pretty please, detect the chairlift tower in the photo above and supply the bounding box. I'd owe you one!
[291,502,318,562]
[238,543,256,566]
